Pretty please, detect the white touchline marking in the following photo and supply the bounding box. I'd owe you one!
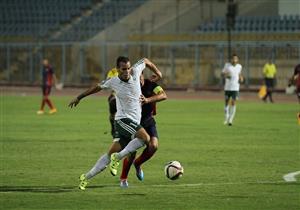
[148,180,286,188]
[283,171,300,182]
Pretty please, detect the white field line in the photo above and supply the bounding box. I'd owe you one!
[147,180,286,188]
[283,171,300,182]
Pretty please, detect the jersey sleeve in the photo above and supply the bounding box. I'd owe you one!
[132,59,146,77]
[98,78,112,90]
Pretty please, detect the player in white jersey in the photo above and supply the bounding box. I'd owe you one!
[68,56,162,190]
[222,54,244,126]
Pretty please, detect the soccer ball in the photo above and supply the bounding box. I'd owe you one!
[164,161,184,180]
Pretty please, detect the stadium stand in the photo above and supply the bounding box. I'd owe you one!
[0,0,95,41]
[53,0,147,42]
[0,0,147,42]
[198,15,300,32]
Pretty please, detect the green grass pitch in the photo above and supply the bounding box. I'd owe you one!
[1,94,299,210]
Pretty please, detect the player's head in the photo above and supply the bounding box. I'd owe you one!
[231,54,239,65]
[116,56,131,81]
[42,59,49,66]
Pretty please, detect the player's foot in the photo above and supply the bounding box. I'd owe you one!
[120,179,129,188]
[223,120,228,125]
[37,110,44,115]
[110,153,120,176]
[49,108,57,114]
[78,174,88,190]
[134,163,144,181]
[228,123,233,126]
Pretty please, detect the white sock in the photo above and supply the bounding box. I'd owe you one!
[229,105,236,123]
[116,138,145,160]
[85,154,110,179]
[224,106,229,122]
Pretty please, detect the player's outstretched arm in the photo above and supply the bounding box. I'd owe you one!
[68,85,102,108]
[144,58,162,80]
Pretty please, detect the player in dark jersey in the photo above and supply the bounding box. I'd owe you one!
[119,73,167,187]
[37,59,57,115]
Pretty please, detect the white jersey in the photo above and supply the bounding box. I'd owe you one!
[222,62,242,91]
[99,59,146,124]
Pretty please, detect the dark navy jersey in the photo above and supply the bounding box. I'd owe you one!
[141,79,163,122]
[42,65,54,86]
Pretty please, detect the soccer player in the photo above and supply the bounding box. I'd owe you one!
[68,56,162,190]
[106,67,118,136]
[37,59,57,115]
[120,73,167,188]
[222,54,243,126]
[262,59,277,103]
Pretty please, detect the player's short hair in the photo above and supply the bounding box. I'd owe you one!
[232,54,238,58]
[116,56,130,68]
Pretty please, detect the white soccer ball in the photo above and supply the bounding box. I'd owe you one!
[164,160,184,180]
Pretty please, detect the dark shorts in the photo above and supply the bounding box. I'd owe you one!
[141,117,158,139]
[108,94,117,114]
[265,78,274,88]
[42,86,51,96]
[113,118,142,149]
[225,91,239,100]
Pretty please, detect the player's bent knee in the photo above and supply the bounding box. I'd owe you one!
[149,138,158,151]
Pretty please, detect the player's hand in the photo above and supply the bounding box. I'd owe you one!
[140,94,149,105]
[68,97,80,108]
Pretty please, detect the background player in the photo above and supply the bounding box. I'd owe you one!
[222,54,244,126]
[37,59,57,115]
[120,73,167,188]
[262,59,277,103]
[68,56,162,190]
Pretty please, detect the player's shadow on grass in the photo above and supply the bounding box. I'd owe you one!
[0,186,76,193]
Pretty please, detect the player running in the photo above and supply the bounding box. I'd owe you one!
[120,73,167,188]
[37,59,57,115]
[222,54,244,126]
[68,56,162,190]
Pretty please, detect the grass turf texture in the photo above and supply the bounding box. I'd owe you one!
[1,94,299,210]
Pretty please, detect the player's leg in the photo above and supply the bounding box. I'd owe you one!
[79,141,122,190]
[269,79,274,103]
[224,91,230,124]
[134,137,158,169]
[44,86,57,113]
[133,120,159,180]
[228,91,238,126]
[120,152,136,188]
[37,86,47,114]
[110,119,150,176]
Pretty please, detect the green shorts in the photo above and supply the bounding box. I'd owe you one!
[225,91,239,100]
[113,118,142,149]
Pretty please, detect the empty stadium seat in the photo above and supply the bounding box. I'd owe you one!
[197,15,300,33]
